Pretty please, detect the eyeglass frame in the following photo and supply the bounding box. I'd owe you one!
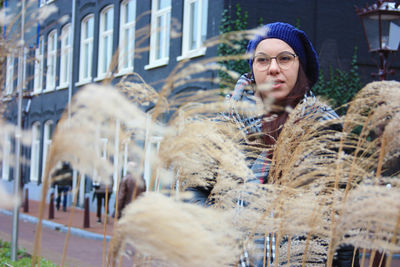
[252,51,298,70]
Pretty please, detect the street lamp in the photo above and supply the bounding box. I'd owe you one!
[356,0,400,80]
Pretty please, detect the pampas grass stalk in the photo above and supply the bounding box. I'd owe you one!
[385,208,400,267]
[60,175,80,267]
[110,193,241,266]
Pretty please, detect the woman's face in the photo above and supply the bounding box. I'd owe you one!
[252,38,299,101]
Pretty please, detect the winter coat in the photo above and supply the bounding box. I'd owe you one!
[117,174,146,218]
[51,163,73,188]
[188,73,359,267]
[94,178,114,194]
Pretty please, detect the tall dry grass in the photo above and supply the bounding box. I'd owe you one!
[1,5,399,266]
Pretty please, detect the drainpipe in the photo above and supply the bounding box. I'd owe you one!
[68,0,76,122]
[68,1,82,205]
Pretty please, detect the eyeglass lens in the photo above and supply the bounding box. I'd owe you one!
[253,52,296,70]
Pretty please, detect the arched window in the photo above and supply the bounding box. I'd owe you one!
[46,29,57,91]
[118,0,136,74]
[145,0,171,69]
[59,24,71,88]
[97,5,114,78]
[33,36,44,93]
[79,14,94,83]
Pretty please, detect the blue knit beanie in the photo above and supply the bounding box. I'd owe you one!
[247,22,320,87]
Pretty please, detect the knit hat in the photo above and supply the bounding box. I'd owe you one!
[247,22,320,87]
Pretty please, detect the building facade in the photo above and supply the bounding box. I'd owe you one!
[1,0,397,207]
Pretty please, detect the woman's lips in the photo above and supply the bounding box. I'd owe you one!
[272,80,284,89]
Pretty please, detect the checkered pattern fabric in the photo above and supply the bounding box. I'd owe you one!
[227,74,339,266]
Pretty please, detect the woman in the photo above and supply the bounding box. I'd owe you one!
[228,22,359,266]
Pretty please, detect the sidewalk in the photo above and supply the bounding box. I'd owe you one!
[1,198,114,241]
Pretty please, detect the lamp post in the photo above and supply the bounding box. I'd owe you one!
[356,0,400,80]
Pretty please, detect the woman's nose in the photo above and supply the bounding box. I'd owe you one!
[268,58,280,74]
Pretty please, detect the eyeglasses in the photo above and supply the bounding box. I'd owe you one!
[253,51,297,70]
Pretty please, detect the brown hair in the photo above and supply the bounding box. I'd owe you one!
[261,64,310,148]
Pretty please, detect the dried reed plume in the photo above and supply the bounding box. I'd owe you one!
[17,14,399,264]
[110,192,241,267]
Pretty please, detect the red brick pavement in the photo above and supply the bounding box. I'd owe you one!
[21,198,114,237]
[0,212,134,267]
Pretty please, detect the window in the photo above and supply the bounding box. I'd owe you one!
[179,0,208,60]
[118,0,136,74]
[1,133,11,180]
[97,6,114,79]
[5,55,14,95]
[34,36,44,93]
[59,24,71,88]
[143,114,162,191]
[46,30,57,91]
[79,14,94,83]
[145,0,171,69]
[30,122,41,182]
[42,121,53,176]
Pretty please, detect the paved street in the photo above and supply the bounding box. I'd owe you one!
[0,199,134,267]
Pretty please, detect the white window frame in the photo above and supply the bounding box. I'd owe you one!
[33,36,44,94]
[5,55,14,95]
[40,0,55,6]
[30,122,41,182]
[78,14,94,85]
[96,5,114,80]
[145,0,171,70]
[118,0,136,75]
[2,133,11,180]
[58,24,71,89]
[42,121,53,177]
[46,30,57,91]
[178,0,208,61]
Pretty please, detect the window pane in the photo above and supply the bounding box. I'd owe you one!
[123,28,129,68]
[201,0,208,43]
[189,1,198,50]
[166,12,170,56]
[88,17,94,38]
[158,0,171,10]
[84,43,89,77]
[104,11,109,31]
[53,33,57,49]
[105,9,113,31]
[104,36,109,72]
[127,1,135,22]
[84,20,89,39]
[156,16,162,59]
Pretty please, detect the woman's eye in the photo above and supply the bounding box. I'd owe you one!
[257,57,268,63]
[279,56,291,62]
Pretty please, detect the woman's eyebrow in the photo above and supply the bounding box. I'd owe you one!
[254,52,268,57]
[255,50,293,57]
